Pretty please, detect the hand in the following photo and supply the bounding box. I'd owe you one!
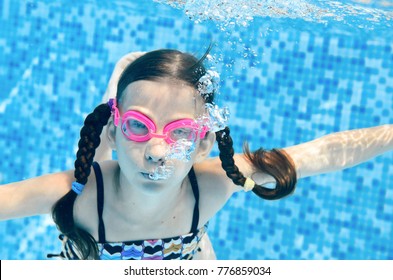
[101,51,145,102]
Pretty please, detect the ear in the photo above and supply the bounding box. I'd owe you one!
[106,118,118,150]
[195,131,216,163]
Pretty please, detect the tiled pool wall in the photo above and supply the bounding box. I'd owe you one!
[0,0,392,259]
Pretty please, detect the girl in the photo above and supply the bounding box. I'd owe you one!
[0,49,392,260]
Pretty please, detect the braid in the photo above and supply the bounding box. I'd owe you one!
[216,127,247,186]
[52,103,111,259]
[216,127,297,200]
[75,104,111,184]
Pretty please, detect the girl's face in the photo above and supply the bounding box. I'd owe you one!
[110,79,211,193]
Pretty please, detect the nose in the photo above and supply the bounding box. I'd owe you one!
[144,138,168,163]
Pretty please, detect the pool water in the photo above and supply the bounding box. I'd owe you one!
[0,0,392,259]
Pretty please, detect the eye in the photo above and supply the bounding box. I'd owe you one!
[170,128,196,141]
[124,119,149,136]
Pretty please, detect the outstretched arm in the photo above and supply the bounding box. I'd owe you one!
[282,124,393,179]
[197,124,392,200]
[0,170,74,221]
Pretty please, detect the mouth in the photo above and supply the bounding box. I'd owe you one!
[141,172,153,179]
[140,172,164,181]
[140,161,175,181]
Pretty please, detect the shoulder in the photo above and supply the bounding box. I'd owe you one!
[192,156,245,224]
[74,161,117,238]
[194,154,256,195]
[193,153,276,225]
[73,160,118,238]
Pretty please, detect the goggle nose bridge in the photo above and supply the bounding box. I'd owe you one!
[148,131,168,140]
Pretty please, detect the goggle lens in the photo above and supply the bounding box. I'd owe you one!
[168,127,197,142]
[123,118,149,137]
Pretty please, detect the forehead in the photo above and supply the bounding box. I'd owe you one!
[120,79,205,116]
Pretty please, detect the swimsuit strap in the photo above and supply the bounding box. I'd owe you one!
[188,166,200,233]
[93,163,201,244]
[92,162,106,243]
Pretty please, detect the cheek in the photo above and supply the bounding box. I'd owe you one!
[115,136,145,165]
[171,143,199,170]
[115,128,139,150]
[167,158,194,179]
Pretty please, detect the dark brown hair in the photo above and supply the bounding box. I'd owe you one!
[51,48,296,259]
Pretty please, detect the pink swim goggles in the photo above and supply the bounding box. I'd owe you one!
[108,99,208,144]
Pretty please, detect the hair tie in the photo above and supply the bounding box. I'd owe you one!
[71,182,85,195]
[108,98,120,126]
[108,98,115,110]
[243,177,255,192]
